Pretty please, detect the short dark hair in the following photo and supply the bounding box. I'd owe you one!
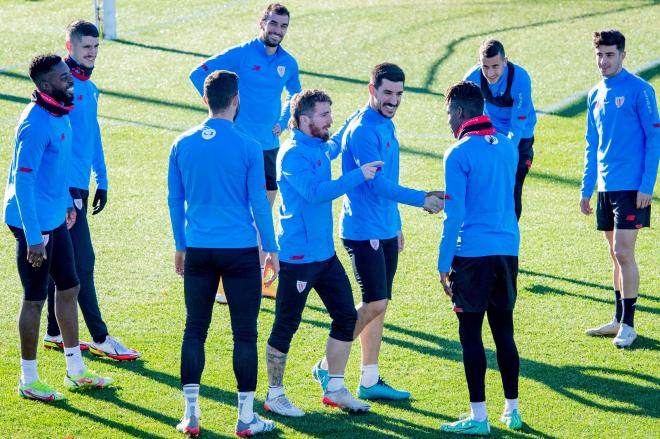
[28,54,63,85]
[289,89,332,129]
[480,39,505,58]
[66,20,99,42]
[370,63,405,89]
[444,80,484,119]
[593,30,625,51]
[261,3,290,21]
[204,70,239,113]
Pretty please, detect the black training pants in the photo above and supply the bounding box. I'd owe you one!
[456,308,519,402]
[181,246,261,392]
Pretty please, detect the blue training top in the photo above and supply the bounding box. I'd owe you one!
[340,105,426,240]
[438,118,519,272]
[581,68,660,198]
[277,128,366,263]
[167,117,277,252]
[189,38,301,151]
[4,103,73,246]
[68,74,108,191]
[465,62,537,148]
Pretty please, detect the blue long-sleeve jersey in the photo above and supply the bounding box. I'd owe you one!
[277,129,365,263]
[465,63,537,148]
[68,75,108,191]
[438,131,519,273]
[4,103,73,246]
[340,105,427,240]
[581,69,660,198]
[189,38,301,151]
[167,117,277,252]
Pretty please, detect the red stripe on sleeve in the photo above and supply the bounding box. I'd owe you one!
[18,167,33,173]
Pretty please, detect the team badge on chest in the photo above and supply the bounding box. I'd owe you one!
[296,280,307,293]
[277,66,286,78]
[615,96,625,108]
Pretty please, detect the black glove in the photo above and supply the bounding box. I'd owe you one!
[92,189,107,215]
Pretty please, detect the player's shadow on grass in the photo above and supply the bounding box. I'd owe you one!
[527,284,660,316]
[111,38,443,97]
[0,70,205,115]
[299,304,659,420]
[85,355,237,407]
[521,269,660,304]
[422,1,658,90]
[48,394,171,439]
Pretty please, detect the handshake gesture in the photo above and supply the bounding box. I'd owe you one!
[424,191,445,214]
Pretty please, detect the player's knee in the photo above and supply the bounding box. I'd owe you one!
[267,335,291,354]
[184,314,213,342]
[329,309,357,342]
[365,299,388,318]
[613,246,634,265]
[268,317,302,352]
[233,326,258,345]
[56,283,80,300]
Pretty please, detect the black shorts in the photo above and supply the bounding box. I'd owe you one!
[448,255,518,313]
[263,148,279,191]
[268,255,357,352]
[597,190,651,231]
[342,237,399,303]
[9,222,79,301]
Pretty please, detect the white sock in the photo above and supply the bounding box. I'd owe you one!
[183,384,200,418]
[470,401,488,422]
[20,359,39,385]
[267,385,285,399]
[360,364,379,388]
[320,357,328,370]
[238,391,255,423]
[504,398,518,415]
[64,346,85,376]
[327,375,344,392]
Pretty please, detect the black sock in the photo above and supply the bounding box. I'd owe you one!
[614,290,622,322]
[621,297,637,327]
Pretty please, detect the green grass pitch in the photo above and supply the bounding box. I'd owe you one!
[0,1,658,437]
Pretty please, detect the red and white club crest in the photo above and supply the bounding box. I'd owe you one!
[615,96,625,108]
[369,239,380,251]
[296,280,307,293]
[277,66,286,77]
